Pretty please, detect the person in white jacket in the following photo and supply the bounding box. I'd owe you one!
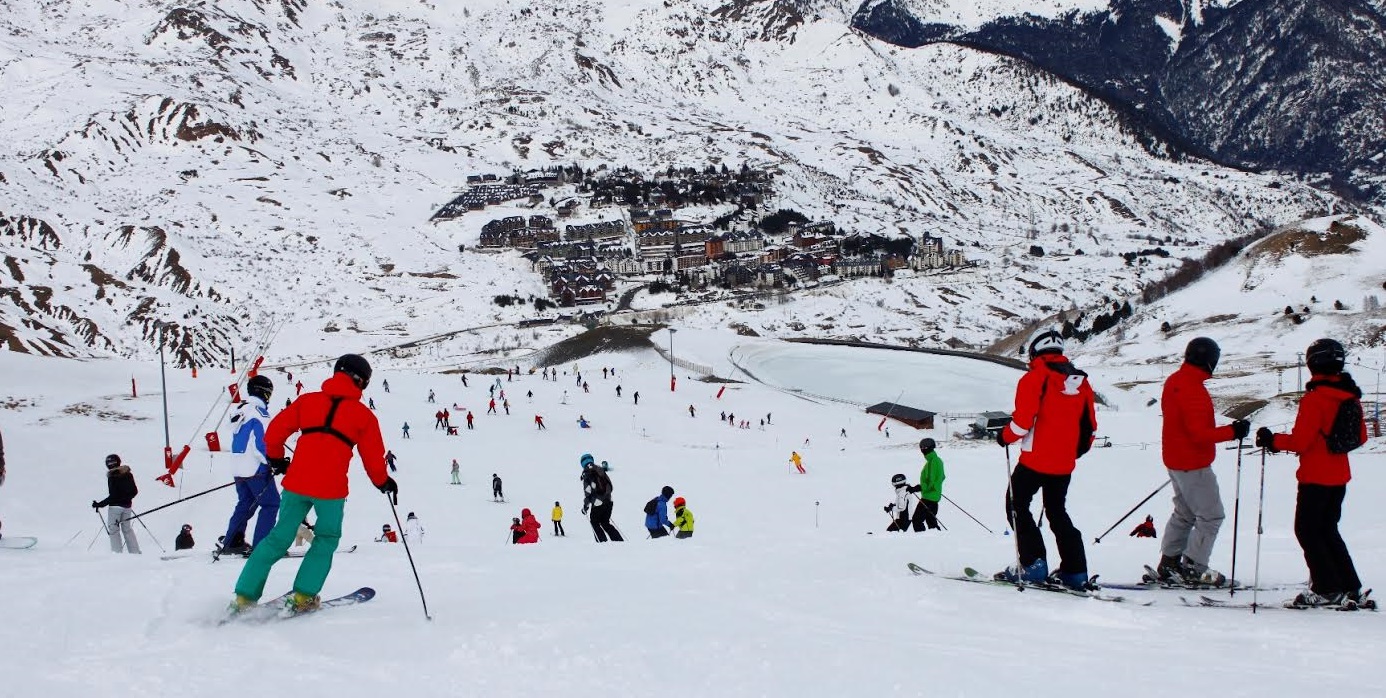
[219,375,279,555]
[884,473,919,532]
[404,512,425,544]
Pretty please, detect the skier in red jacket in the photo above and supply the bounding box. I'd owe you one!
[994,328,1098,590]
[231,354,397,615]
[1257,339,1368,608]
[1155,338,1249,586]
[516,508,541,544]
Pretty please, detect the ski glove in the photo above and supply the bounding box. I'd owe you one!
[1231,419,1251,441]
[268,457,291,476]
[581,505,589,515]
[91,500,102,510]
[995,429,1008,448]
[378,476,399,504]
[907,485,922,494]
[1255,427,1277,452]
[884,504,894,513]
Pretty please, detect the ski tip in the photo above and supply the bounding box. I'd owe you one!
[351,587,377,600]
[906,563,929,575]
[962,567,981,578]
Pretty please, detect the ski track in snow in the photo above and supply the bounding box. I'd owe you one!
[0,331,1384,695]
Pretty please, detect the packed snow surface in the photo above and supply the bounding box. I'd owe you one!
[0,333,1383,696]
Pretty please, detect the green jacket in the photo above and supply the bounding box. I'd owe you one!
[918,451,945,502]
[674,506,695,532]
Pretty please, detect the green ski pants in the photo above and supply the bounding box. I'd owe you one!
[234,490,344,600]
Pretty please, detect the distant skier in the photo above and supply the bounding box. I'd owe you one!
[377,524,398,543]
[517,508,541,543]
[644,486,675,538]
[368,397,376,410]
[1257,338,1367,608]
[509,517,524,544]
[616,385,622,398]
[993,328,1097,590]
[580,454,623,542]
[401,422,411,439]
[175,524,196,551]
[382,379,390,393]
[1130,516,1157,539]
[488,398,497,415]
[428,389,436,403]
[689,405,696,418]
[404,512,424,544]
[885,474,916,532]
[552,501,565,536]
[92,454,140,554]
[633,391,639,405]
[1155,337,1247,585]
[503,399,510,415]
[451,459,461,485]
[535,414,546,430]
[385,450,398,473]
[492,473,504,502]
[789,451,805,474]
[435,410,445,429]
[672,497,694,539]
[230,354,395,616]
[467,412,475,430]
[220,375,279,556]
[915,438,945,531]
[577,415,591,429]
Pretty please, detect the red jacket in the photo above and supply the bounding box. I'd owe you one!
[380,530,398,543]
[1272,373,1365,486]
[518,509,541,544]
[1000,354,1098,475]
[266,373,388,499]
[1161,363,1236,470]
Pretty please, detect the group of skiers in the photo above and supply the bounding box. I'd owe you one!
[884,438,945,532]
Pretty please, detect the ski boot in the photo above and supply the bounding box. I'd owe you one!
[284,592,321,615]
[994,558,1048,584]
[226,595,256,616]
[1285,590,1343,609]
[1052,571,1099,592]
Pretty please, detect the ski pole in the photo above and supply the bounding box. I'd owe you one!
[132,513,166,553]
[1252,446,1268,613]
[1229,437,1245,598]
[941,493,994,533]
[388,494,432,621]
[1037,504,1046,529]
[87,509,111,551]
[1093,479,1172,544]
[127,481,238,522]
[63,529,83,548]
[1002,445,1024,590]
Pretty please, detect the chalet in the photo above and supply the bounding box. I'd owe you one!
[865,402,936,430]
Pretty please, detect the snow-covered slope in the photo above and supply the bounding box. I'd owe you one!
[0,0,1339,366]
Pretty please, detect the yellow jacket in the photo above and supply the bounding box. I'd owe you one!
[552,505,563,521]
[674,506,694,532]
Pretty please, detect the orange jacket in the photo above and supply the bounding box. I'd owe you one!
[1000,354,1097,475]
[266,373,388,499]
[1272,373,1365,486]
[1161,363,1236,470]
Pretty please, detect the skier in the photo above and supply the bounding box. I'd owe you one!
[884,474,916,532]
[790,451,805,474]
[230,354,396,616]
[450,459,461,485]
[492,473,504,502]
[487,398,497,415]
[466,412,475,430]
[672,497,694,539]
[517,508,541,543]
[1256,338,1368,608]
[401,422,411,439]
[915,438,945,531]
[535,414,546,430]
[404,512,424,544]
[689,405,696,418]
[92,454,140,553]
[509,517,524,544]
[385,450,398,473]
[552,501,565,536]
[578,415,591,428]
[175,524,195,551]
[377,524,398,543]
[461,374,468,388]
[294,380,303,396]
[1130,515,1157,538]
[580,454,623,542]
[633,391,639,405]
[644,485,676,538]
[993,327,1098,590]
[220,375,279,556]
[382,379,390,393]
[1155,337,1249,586]
[428,389,436,404]
[442,408,451,427]
[616,385,622,398]
[435,410,444,429]
[503,399,510,415]
[368,397,376,410]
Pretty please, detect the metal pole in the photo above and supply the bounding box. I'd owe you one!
[668,328,677,391]
[158,324,172,465]
[941,493,994,533]
[1002,445,1024,590]
[814,500,819,529]
[388,495,432,621]
[1252,447,1268,613]
[1093,479,1172,544]
[1229,438,1245,597]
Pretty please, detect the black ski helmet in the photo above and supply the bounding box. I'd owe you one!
[246,374,274,402]
[1184,337,1221,374]
[919,438,937,454]
[334,353,372,389]
[890,473,908,487]
[661,485,675,498]
[1306,338,1346,375]
[1025,327,1064,360]
[105,453,121,469]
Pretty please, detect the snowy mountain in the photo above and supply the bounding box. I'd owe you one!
[853,0,1386,201]
[0,0,1349,368]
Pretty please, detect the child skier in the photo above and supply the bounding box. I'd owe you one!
[552,501,565,537]
[1256,338,1369,608]
[885,474,916,532]
[1130,515,1157,538]
[220,375,278,556]
[672,497,694,539]
[510,517,524,544]
[915,438,945,531]
[377,524,398,543]
[404,512,425,544]
[175,524,195,551]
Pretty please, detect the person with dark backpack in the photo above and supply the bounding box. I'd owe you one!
[645,486,675,538]
[580,454,623,542]
[1257,338,1368,608]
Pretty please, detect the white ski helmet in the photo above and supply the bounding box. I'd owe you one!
[1025,327,1065,360]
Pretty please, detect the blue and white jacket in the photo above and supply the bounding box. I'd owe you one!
[229,396,271,478]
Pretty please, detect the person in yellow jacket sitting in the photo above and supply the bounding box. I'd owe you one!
[552,501,565,537]
[672,497,694,539]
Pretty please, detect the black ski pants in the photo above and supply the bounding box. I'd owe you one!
[553,520,565,536]
[648,526,669,539]
[914,500,941,531]
[1007,463,1086,574]
[589,502,624,542]
[1295,484,1361,595]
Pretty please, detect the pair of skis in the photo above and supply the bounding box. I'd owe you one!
[1182,591,1377,612]
[219,587,376,625]
[906,563,1139,604]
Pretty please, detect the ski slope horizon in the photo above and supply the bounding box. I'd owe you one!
[1,333,1384,696]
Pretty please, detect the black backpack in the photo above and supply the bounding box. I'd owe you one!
[643,497,659,516]
[1325,398,1366,454]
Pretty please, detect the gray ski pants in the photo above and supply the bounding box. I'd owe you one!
[1161,467,1223,570]
[107,506,141,554]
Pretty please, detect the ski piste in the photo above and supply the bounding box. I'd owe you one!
[220,587,376,625]
[0,536,38,550]
[906,563,1141,604]
[1180,592,1378,612]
